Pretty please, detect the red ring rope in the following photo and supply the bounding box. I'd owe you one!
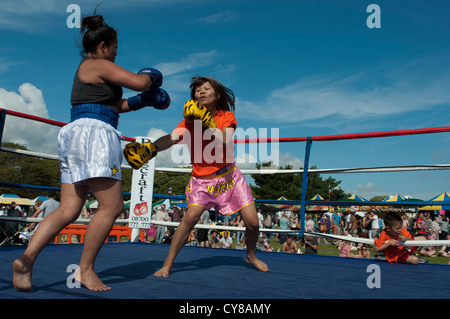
[1,108,449,143]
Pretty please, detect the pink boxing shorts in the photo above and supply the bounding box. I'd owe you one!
[185,164,255,216]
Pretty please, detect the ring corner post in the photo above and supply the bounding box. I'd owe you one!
[298,137,312,238]
[0,108,7,146]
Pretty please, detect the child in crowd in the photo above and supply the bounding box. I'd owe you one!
[374,212,424,264]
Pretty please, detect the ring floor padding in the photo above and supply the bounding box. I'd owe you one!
[0,242,449,299]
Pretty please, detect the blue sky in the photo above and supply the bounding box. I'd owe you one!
[0,0,449,201]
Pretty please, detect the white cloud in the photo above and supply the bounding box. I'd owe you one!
[146,127,168,140]
[153,50,224,102]
[144,127,190,168]
[0,83,59,154]
[279,152,304,169]
[0,57,23,74]
[199,11,238,24]
[155,51,218,78]
[0,0,194,31]
[235,152,258,170]
[0,0,63,31]
[356,182,381,193]
[238,57,450,126]
[0,0,60,15]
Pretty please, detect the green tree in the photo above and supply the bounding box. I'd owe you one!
[370,195,387,202]
[121,168,191,198]
[250,162,300,199]
[153,170,191,195]
[0,143,191,200]
[0,142,61,198]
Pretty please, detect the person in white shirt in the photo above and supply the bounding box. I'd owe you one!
[31,192,60,219]
[220,231,233,249]
[257,209,264,228]
[369,211,380,239]
[154,204,170,243]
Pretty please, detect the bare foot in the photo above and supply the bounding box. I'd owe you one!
[74,267,111,291]
[12,256,34,292]
[154,266,171,278]
[246,256,269,272]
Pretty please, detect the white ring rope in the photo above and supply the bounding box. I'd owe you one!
[305,232,450,247]
[149,220,298,233]
[0,216,295,233]
[2,216,450,247]
[2,146,450,175]
[0,216,129,225]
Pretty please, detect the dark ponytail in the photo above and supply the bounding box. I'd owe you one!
[79,14,117,56]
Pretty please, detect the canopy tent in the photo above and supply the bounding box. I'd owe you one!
[86,200,98,209]
[419,192,450,211]
[152,198,169,209]
[273,196,301,211]
[32,196,49,203]
[1,194,19,198]
[0,194,34,206]
[86,198,186,211]
[305,194,331,212]
[335,194,369,210]
[256,196,301,212]
[347,194,368,202]
[311,194,324,201]
[382,194,406,203]
[305,205,330,212]
[429,192,450,203]
[418,205,444,211]
[152,198,186,209]
[259,195,333,213]
[255,203,280,213]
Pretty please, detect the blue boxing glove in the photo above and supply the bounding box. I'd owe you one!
[128,88,171,111]
[138,68,162,88]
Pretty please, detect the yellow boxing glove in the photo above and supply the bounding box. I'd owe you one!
[183,100,217,129]
[123,141,158,169]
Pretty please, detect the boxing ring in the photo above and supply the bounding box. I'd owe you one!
[1,243,450,301]
[1,108,450,302]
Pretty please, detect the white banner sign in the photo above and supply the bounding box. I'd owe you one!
[128,136,156,233]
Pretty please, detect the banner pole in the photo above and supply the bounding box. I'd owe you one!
[128,137,156,242]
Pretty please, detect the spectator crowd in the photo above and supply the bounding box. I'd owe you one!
[145,205,450,265]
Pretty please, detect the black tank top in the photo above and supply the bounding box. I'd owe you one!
[71,57,123,107]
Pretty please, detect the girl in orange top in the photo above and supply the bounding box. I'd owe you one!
[152,76,269,277]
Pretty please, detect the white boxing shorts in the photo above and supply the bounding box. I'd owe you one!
[58,105,123,185]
